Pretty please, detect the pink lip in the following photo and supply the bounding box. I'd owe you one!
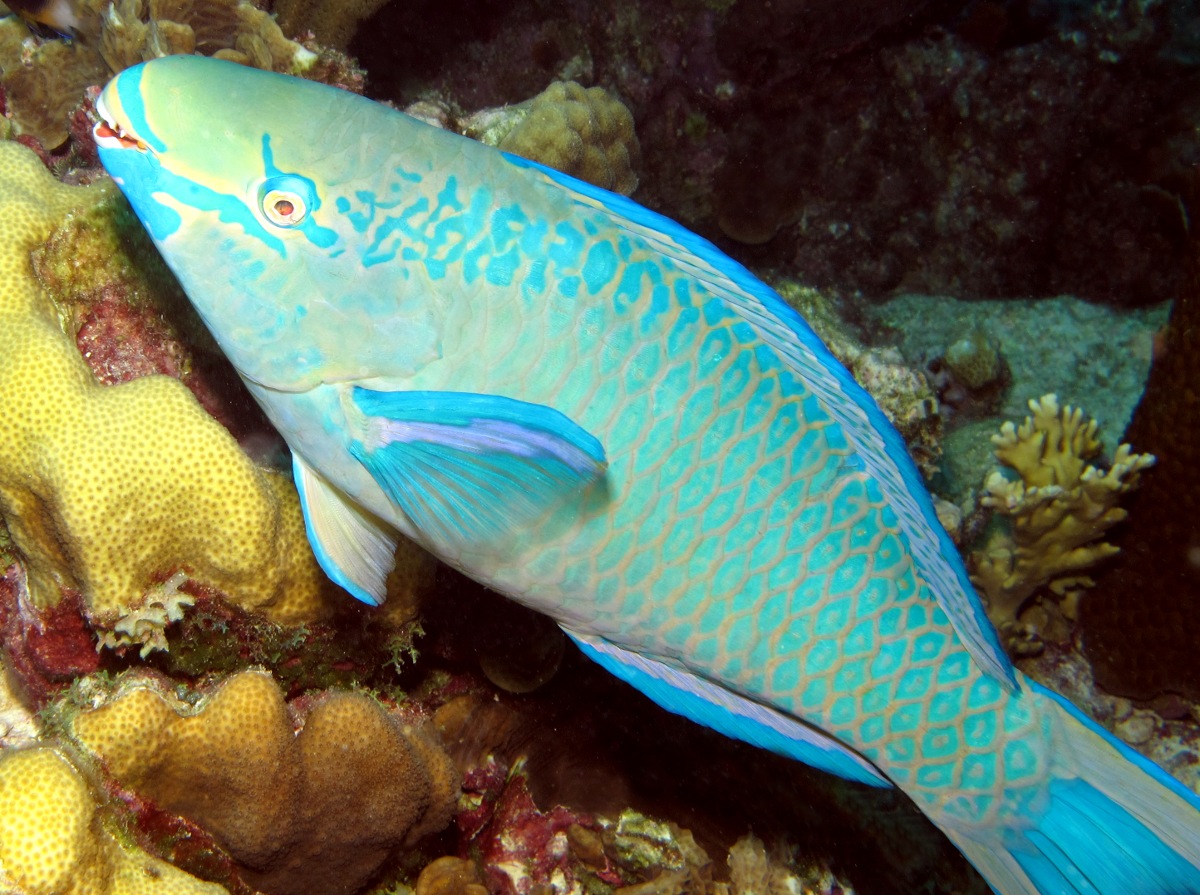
[93,119,146,150]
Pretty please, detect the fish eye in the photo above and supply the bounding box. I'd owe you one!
[262,188,307,226]
[257,174,318,228]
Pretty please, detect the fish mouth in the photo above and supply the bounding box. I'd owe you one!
[92,91,148,152]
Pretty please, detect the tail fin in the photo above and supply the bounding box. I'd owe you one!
[945,680,1200,895]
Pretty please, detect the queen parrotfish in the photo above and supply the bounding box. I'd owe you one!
[94,55,1199,895]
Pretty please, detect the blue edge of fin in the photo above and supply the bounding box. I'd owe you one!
[568,631,891,789]
[503,150,1014,690]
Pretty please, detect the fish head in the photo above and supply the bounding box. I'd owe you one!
[95,55,447,392]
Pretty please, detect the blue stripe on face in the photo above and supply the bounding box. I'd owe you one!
[96,143,181,240]
[115,63,167,153]
[156,164,286,254]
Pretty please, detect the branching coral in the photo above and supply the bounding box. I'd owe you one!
[462,80,641,196]
[70,669,458,895]
[95,570,194,657]
[0,745,228,894]
[970,394,1154,654]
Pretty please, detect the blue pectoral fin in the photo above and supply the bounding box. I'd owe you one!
[348,388,607,550]
[293,454,399,605]
[567,630,891,788]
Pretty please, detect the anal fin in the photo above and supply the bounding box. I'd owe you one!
[567,630,891,788]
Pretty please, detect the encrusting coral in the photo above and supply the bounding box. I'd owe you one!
[70,669,458,895]
[969,394,1154,655]
[462,80,641,196]
[0,745,228,894]
[0,141,340,638]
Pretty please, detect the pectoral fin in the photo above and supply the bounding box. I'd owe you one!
[348,388,607,551]
[293,454,399,605]
[567,630,891,788]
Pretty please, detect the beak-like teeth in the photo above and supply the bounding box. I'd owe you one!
[92,93,147,151]
[92,116,146,151]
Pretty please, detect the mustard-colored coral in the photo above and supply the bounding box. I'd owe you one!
[0,745,228,894]
[0,140,335,631]
[464,80,641,196]
[970,394,1154,653]
[71,669,458,895]
[0,0,314,148]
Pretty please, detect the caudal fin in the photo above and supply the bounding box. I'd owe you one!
[945,680,1200,895]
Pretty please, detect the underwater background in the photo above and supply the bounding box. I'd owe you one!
[0,0,1196,893]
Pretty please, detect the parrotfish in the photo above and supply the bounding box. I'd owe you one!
[94,55,1199,895]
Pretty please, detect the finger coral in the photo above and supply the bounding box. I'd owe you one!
[969,394,1154,654]
[0,745,228,894]
[463,80,641,196]
[70,669,458,895]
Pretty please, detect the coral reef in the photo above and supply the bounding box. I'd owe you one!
[726,833,851,895]
[969,395,1154,655]
[942,327,1004,393]
[0,140,345,634]
[462,80,640,195]
[0,1,316,149]
[70,669,458,895]
[415,855,489,895]
[272,0,389,51]
[0,17,107,150]
[0,569,101,706]
[866,293,1167,502]
[352,0,1199,306]
[0,745,228,894]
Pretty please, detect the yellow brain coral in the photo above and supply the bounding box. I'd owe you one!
[0,140,336,635]
[71,669,458,895]
[0,746,228,895]
[969,394,1154,654]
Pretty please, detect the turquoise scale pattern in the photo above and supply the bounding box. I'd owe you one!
[241,135,1054,836]
[330,163,1056,834]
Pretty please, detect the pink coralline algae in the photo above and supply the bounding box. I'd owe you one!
[0,567,101,706]
[457,757,622,895]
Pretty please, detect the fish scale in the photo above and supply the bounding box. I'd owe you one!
[340,166,1047,827]
[94,55,1200,895]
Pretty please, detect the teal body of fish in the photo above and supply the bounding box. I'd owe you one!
[95,56,1199,895]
